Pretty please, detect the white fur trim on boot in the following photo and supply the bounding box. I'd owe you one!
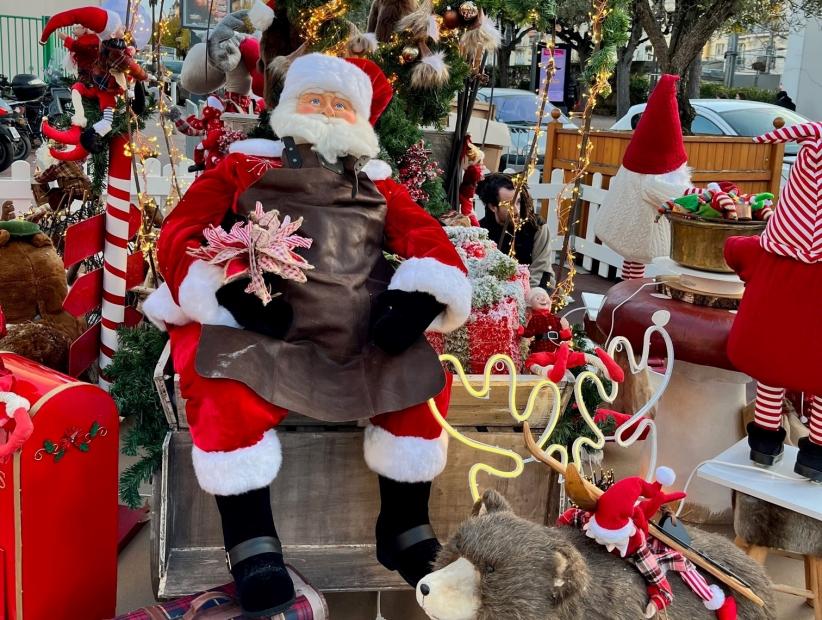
[142,283,191,330]
[704,585,726,611]
[248,0,275,31]
[178,261,241,328]
[388,257,471,333]
[192,430,282,495]
[280,53,373,122]
[363,425,448,483]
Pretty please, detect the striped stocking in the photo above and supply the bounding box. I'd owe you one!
[753,383,784,431]
[809,395,822,445]
[621,261,646,280]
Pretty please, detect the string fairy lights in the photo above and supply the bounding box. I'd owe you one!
[300,0,349,48]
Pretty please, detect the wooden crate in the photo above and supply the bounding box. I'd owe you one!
[151,343,569,598]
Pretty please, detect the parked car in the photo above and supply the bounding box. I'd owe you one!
[476,87,576,171]
[611,99,810,184]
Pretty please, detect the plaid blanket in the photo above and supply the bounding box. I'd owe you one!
[114,568,326,620]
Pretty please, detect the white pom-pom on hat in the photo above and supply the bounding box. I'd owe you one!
[704,585,726,610]
[655,466,676,487]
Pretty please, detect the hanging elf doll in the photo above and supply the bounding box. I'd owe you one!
[40,6,148,160]
[0,307,34,462]
[725,121,822,481]
[144,54,472,617]
[558,467,737,618]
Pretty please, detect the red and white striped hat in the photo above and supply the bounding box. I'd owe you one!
[754,122,822,263]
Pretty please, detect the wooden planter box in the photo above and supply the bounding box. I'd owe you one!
[151,343,570,598]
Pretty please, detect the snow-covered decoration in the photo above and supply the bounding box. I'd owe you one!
[426,227,529,373]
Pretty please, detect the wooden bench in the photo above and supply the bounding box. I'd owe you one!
[151,343,570,598]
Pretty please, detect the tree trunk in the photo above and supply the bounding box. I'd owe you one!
[687,56,702,98]
[616,7,645,119]
[677,75,696,135]
[497,46,512,87]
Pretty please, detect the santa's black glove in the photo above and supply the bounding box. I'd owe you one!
[216,276,292,340]
[371,290,445,355]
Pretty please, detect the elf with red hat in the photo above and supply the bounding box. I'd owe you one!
[144,53,471,616]
[558,467,737,619]
[725,122,822,481]
[595,75,693,279]
[39,6,147,160]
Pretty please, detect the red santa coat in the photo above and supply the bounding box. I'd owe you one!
[725,235,822,393]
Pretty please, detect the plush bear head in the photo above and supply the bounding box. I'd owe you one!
[418,490,590,620]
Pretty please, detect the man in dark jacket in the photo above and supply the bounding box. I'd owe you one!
[477,173,554,289]
[775,89,797,111]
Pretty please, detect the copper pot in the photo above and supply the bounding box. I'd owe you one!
[666,213,766,273]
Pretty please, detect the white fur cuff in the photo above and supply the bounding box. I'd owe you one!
[248,0,275,31]
[142,283,191,331]
[388,257,472,334]
[704,585,726,611]
[178,261,241,328]
[363,425,448,483]
[229,138,284,158]
[0,393,31,416]
[192,430,282,495]
[362,159,392,181]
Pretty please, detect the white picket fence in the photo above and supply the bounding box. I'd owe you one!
[2,159,644,278]
[0,157,195,216]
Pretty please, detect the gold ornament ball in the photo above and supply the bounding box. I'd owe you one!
[442,7,461,29]
[459,1,479,20]
[401,45,420,63]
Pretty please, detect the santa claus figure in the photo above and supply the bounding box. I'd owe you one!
[725,122,822,481]
[144,54,471,616]
[595,75,693,279]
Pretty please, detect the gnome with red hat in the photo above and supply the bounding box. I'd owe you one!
[143,53,471,616]
[595,75,693,279]
[558,467,737,619]
[39,6,147,160]
[725,122,822,481]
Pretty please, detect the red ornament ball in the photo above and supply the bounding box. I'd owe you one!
[442,7,461,29]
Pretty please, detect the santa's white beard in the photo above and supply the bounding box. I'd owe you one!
[269,100,380,162]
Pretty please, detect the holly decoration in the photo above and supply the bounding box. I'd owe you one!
[38,421,104,463]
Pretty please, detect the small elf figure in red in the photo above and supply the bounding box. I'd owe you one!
[171,96,229,171]
[458,136,484,227]
[558,467,737,619]
[520,288,623,384]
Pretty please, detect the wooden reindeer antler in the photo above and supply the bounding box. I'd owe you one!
[523,422,765,608]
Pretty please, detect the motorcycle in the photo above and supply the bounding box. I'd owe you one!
[0,98,25,172]
[0,74,52,160]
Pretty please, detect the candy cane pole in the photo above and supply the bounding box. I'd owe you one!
[98,134,132,389]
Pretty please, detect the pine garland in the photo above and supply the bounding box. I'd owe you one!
[581,0,631,98]
[107,324,170,508]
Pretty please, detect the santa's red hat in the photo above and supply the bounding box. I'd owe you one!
[754,122,822,263]
[622,75,688,175]
[40,6,122,44]
[279,53,393,126]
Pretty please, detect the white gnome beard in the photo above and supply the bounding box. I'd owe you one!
[269,99,380,162]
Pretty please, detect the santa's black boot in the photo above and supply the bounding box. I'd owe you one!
[794,437,822,482]
[747,422,787,466]
[215,487,295,617]
[375,476,441,587]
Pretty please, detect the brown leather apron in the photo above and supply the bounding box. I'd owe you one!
[195,143,446,421]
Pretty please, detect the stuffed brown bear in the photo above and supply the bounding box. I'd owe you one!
[0,221,82,370]
[417,490,775,620]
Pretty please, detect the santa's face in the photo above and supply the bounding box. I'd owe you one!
[296,91,357,125]
[269,89,380,162]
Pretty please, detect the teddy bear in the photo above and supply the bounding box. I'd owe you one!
[0,221,83,370]
[416,489,775,620]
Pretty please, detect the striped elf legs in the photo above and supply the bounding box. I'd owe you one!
[753,383,822,445]
[621,260,646,280]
